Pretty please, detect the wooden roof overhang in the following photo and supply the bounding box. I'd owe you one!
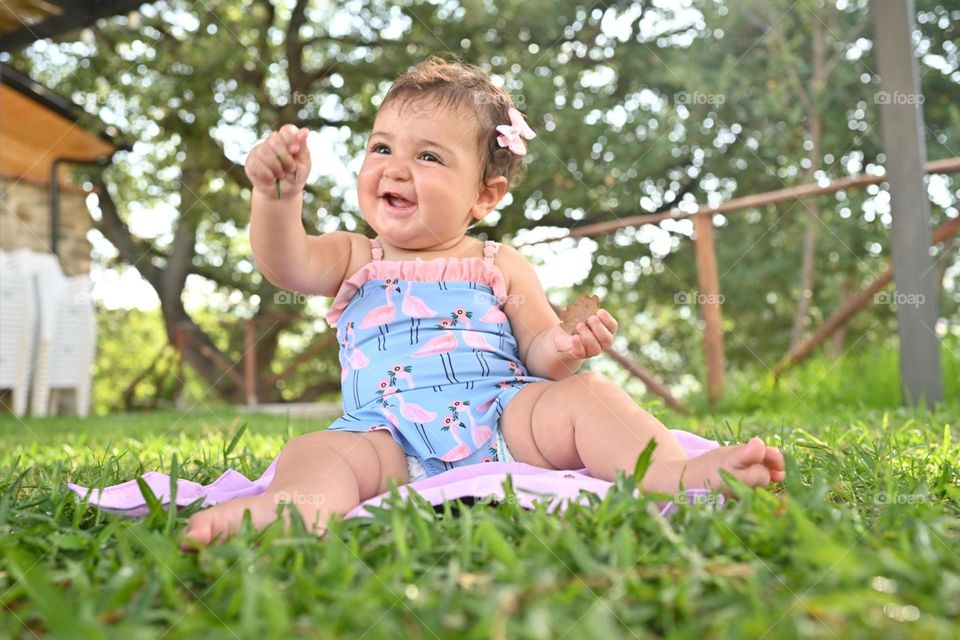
[0,62,127,188]
[0,0,145,51]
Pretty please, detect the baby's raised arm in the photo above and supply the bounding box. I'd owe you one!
[247,124,355,297]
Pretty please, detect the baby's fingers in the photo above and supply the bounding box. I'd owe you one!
[577,322,602,356]
[554,327,587,358]
[277,125,309,157]
[554,327,575,352]
[568,334,587,359]
[600,309,618,333]
[266,135,297,174]
[587,315,614,347]
[252,155,283,182]
[289,127,309,156]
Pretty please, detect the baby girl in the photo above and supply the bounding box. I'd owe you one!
[182,58,785,547]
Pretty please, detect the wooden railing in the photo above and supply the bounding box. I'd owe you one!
[520,157,960,405]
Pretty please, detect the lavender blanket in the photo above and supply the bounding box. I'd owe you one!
[68,429,724,519]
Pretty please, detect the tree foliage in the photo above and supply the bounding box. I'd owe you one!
[8,0,957,404]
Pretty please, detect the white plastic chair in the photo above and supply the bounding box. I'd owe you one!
[0,250,37,416]
[30,271,96,418]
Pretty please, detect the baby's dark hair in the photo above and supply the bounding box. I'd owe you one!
[381,56,528,187]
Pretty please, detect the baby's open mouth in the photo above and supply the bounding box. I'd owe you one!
[383,192,416,209]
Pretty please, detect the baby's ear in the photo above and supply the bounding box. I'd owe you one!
[472,176,509,220]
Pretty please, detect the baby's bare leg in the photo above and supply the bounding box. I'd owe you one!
[181,429,408,548]
[500,372,785,494]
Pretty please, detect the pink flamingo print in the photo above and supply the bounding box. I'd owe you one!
[385,379,438,454]
[478,394,507,422]
[412,318,460,384]
[387,364,414,389]
[372,377,401,431]
[401,283,437,344]
[348,345,370,369]
[338,332,350,383]
[448,399,493,450]
[505,359,531,384]
[479,304,508,349]
[360,278,401,351]
[451,307,494,384]
[343,321,371,409]
[451,307,496,351]
[460,402,494,450]
[438,411,471,462]
[374,377,437,453]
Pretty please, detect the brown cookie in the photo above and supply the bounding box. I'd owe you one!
[558,294,601,334]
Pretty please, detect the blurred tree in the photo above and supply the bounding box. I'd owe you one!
[571,0,957,378]
[8,0,957,404]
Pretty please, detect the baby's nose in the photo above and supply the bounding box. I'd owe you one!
[383,159,410,180]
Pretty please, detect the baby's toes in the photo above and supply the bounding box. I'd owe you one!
[735,461,773,488]
[734,437,767,469]
[180,503,244,550]
[763,445,785,470]
[181,512,217,551]
[763,446,787,482]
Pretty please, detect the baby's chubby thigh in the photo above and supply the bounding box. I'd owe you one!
[274,428,410,499]
[355,428,412,494]
[499,374,599,471]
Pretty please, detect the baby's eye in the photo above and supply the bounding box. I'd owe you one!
[419,151,441,163]
[370,142,390,154]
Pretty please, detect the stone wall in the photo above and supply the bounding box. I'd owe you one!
[0,178,91,275]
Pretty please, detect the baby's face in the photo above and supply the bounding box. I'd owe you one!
[358,99,488,250]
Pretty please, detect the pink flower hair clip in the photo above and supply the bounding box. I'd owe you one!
[496,107,536,156]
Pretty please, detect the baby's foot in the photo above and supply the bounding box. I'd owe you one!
[179,491,327,551]
[648,437,786,496]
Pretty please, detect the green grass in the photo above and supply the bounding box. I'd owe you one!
[1,350,958,638]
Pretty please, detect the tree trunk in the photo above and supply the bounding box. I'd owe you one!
[789,18,826,350]
[790,202,820,348]
[93,173,245,402]
[826,278,853,360]
[92,172,339,406]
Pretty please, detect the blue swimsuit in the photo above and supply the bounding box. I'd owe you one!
[324,237,548,478]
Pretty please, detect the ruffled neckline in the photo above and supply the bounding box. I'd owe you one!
[324,256,508,326]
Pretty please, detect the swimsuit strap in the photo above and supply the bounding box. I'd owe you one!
[483,240,499,266]
[370,237,383,261]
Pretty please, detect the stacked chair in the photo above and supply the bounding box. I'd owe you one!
[0,249,96,417]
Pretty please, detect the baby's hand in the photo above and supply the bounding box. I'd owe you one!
[553,309,618,359]
[245,124,311,200]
